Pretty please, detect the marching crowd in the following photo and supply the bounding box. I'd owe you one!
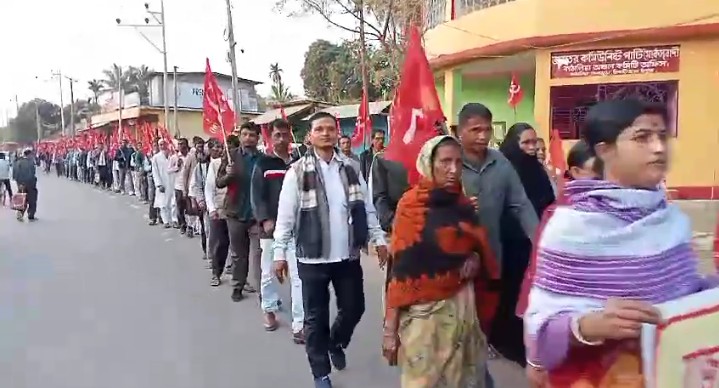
[28,98,719,388]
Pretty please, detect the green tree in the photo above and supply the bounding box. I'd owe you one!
[7,99,61,142]
[268,63,295,103]
[301,39,391,103]
[126,65,152,103]
[87,79,103,104]
[102,63,130,92]
[276,0,423,95]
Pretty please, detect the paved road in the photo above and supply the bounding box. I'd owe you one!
[0,175,527,388]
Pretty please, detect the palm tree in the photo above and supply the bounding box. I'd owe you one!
[268,63,294,103]
[87,79,103,104]
[269,63,283,86]
[126,65,153,103]
[102,63,130,92]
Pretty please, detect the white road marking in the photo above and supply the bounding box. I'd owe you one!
[164,238,174,242]
[130,204,140,209]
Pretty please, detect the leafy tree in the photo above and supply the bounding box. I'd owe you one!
[126,65,152,104]
[301,39,391,103]
[87,79,103,104]
[101,64,153,103]
[6,99,61,142]
[275,0,423,94]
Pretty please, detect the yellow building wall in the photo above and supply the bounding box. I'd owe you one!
[534,37,719,189]
[424,0,719,64]
[153,111,205,140]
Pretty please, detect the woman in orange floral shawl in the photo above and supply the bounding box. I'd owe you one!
[381,136,499,387]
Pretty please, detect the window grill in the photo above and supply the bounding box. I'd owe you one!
[425,0,447,28]
[454,0,515,18]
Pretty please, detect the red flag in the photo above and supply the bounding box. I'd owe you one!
[508,73,524,108]
[335,113,341,134]
[278,104,296,144]
[548,129,567,194]
[351,90,371,148]
[203,58,236,139]
[260,124,273,154]
[383,25,445,185]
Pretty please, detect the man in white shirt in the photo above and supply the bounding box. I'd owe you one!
[0,152,12,200]
[170,138,190,233]
[204,139,231,285]
[273,112,389,388]
[151,139,176,228]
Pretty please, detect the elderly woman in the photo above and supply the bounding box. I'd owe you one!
[381,135,499,387]
[524,99,719,386]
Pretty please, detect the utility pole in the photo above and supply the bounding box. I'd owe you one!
[52,71,66,135]
[118,66,124,139]
[14,95,19,114]
[173,65,179,137]
[66,76,77,136]
[224,0,242,125]
[357,0,370,148]
[35,104,42,141]
[116,0,169,130]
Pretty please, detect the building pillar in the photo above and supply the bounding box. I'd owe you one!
[443,69,463,126]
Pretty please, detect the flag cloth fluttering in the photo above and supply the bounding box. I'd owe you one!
[351,89,371,148]
[548,129,568,194]
[203,58,236,139]
[383,25,445,185]
[507,73,524,108]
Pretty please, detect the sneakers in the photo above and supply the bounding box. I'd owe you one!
[210,276,221,287]
[313,376,333,388]
[329,346,346,371]
[231,288,243,302]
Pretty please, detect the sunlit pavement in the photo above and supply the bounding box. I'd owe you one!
[0,174,527,388]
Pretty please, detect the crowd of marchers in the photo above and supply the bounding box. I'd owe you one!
[32,98,719,388]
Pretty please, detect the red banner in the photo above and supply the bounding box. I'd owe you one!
[203,58,236,139]
[550,45,680,79]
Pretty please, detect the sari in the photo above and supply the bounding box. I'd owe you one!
[387,136,499,388]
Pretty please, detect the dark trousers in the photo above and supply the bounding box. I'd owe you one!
[1,179,12,198]
[209,218,230,278]
[18,183,38,218]
[147,175,158,222]
[298,260,366,378]
[55,164,62,177]
[118,167,128,193]
[199,214,207,254]
[227,219,261,292]
[98,166,110,189]
[173,189,187,229]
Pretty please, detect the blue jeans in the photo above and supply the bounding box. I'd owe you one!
[260,238,304,332]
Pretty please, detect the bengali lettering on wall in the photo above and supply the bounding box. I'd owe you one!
[550,45,680,79]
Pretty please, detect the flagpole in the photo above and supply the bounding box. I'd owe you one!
[357,0,370,151]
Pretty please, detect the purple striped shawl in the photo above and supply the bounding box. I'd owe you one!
[534,179,705,303]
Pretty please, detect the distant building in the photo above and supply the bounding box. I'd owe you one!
[88,71,263,141]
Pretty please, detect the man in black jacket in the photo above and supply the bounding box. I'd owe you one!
[13,148,38,221]
[358,129,385,181]
[216,122,262,302]
[250,118,305,342]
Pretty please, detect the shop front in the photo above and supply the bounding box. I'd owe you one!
[534,38,719,199]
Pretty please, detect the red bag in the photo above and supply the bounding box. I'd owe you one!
[11,192,27,211]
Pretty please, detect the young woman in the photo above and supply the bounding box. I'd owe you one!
[524,99,719,386]
[382,135,499,387]
[493,123,555,366]
[517,139,598,387]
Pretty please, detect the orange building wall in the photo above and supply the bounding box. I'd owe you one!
[425,0,719,61]
[534,37,719,198]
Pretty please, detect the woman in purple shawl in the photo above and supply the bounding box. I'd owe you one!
[524,99,719,387]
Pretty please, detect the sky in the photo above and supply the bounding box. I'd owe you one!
[0,0,354,125]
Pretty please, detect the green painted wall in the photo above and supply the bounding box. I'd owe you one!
[435,80,446,115]
[459,73,536,128]
[434,72,535,139]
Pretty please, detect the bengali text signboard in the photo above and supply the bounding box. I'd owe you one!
[550,45,680,79]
